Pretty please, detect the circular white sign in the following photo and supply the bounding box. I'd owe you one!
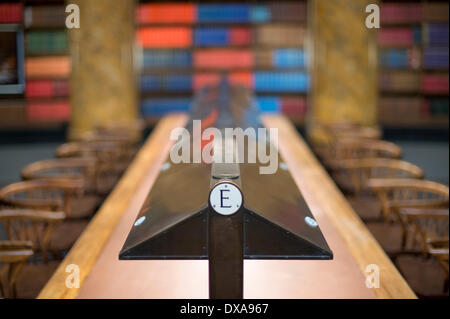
[209,182,243,216]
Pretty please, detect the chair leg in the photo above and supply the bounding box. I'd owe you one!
[0,278,5,298]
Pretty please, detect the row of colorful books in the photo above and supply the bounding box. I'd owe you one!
[0,98,71,123]
[4,2,308,27]
[378,27,422,47]
[22,4,70,123]
[25,79,69,98]
[140,71,309,92]
[26,31,68,55]
[193,27,251,46]
[380,2,449,24]
[379,24,449,47]
[25,55,70,121]
[255,96,307,115]
[0,3,22,23]
[136,2,306,24]
[23,5,66,28]
[26,100,70,121]
[142,48,307,69]
[379,48,421,69]
[136,25,306,48]
[140,96,307,117]
[379,47,449,69]
[140,72,309,93]
[379,71,449,94]
[379,97,449,121]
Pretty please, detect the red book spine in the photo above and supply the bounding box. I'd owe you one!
[229,28,251,45]
[0,3,23,23]
[281,97,307,116]
[422,74,449,94]
[194,50,253,69]
[378,28,413,46]
[27,101,71,121]
[26,80,69,98]
[136,27,192,48]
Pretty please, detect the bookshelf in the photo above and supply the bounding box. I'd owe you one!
[0,0,69,129]
[3,1,446,131]
[378,0,449,129]
[23,0,70,123]
[135,1,310,125]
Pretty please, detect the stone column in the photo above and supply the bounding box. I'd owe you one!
[68,0,137,140]
[308,0,378,142]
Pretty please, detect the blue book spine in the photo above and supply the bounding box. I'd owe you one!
[380,49,408,68]
[273,49,306,68]
[165,75,192,91]
[197,4,249,23]
[426,24,449,46]
[141,75,192,92]
[141,98,191,116]
[250,5,271,23]
[254,72,309,92]
[140,75,160,91]
[254,97,280,113]
[143,50,192,68]
[413,26,422,45]
[423,47,449,69]
[194,28,229,46]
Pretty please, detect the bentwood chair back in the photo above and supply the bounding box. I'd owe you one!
[0,240,33,298]
[399,208,449,258]
[368,179,449,222]
[329,158,424,196]
[331,139,403,161]
[20,158,101,219]
[0,179,82,217]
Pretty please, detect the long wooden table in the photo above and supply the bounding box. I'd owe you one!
[38,114,416,299]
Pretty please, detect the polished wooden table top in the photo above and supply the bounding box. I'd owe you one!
[39,114,416,299]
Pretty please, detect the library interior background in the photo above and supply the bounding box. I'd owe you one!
[0,0,449,299]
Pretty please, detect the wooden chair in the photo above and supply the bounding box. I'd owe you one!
[395,208,449,296]
[328,158,424,196]
[367,179,449,255]
[368,179,449,222]
[0,241,33,298]
[399,208,449,259]
[0,209,64,298]
[21,158,102,219]
[312,123,382,160]
[428,240,449,293]
[0,180,89,256]
[55,142,124,195]
[326,123,382,140]
[21,158,95,182]
[82,120,144,169]
[81,133,139,172]
[325,139,403,164]
[328,158,424,221]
